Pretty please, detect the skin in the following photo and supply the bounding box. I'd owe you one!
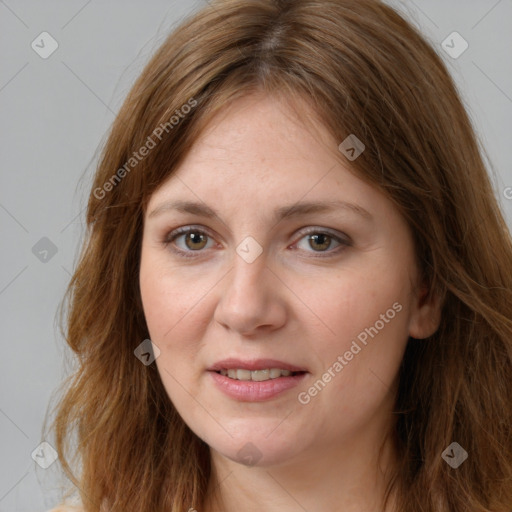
[139,93,441,511]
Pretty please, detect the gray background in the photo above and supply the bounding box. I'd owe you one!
[0,1,511,510]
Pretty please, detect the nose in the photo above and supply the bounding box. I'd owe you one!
[213,250,287,337]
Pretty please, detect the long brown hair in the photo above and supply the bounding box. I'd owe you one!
[45,0,512,510]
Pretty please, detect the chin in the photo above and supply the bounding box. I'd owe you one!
[205,429,305,468]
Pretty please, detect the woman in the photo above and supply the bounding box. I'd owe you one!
[46,0,512,510]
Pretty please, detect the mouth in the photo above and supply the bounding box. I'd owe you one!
[208,358,308,376]
[214,368,306,381]
[207,358,309,401]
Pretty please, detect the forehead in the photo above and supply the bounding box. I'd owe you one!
[150,94,364,200]
[203,94,332,153]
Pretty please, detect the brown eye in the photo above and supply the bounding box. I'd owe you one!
[307,233,333,252]
[294,228,351,257]
[165,227,215,258]
[183,232,208,250]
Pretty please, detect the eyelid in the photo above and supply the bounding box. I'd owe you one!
[166,225,214,240]
[293,226,351,245]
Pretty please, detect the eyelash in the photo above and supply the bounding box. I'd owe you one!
[162,225,352,259]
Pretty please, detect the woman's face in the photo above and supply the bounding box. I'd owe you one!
[139,93,438,467]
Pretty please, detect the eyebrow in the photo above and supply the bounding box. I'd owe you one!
[148,199,373,223]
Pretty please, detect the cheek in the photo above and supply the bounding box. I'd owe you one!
[318,266,409,338]
[140,276,177,342]
[140,276,205,359]
[139,249,211,342]
[139,266,203,404]
[139,255,221,401]
[312,265,411,389]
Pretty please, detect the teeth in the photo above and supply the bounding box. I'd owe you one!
[236,369,252,381]
[251,369,270,382]
[218,368,295,381]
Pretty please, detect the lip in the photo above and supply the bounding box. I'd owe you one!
[207,358,308,372]
[207,358,309,402]
[209,371,308,401]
